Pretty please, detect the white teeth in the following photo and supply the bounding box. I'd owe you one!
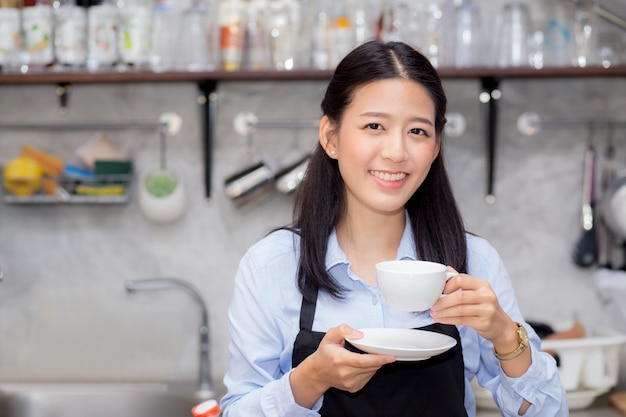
[371,171,407,182]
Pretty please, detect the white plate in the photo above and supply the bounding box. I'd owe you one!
[345,328,457,361]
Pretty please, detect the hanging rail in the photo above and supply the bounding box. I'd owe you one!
[517,111,626,136]
[233,111,319,137]
[0,121,166,132]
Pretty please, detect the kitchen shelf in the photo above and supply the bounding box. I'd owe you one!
[3,65,626,202]
[2,65,626,84]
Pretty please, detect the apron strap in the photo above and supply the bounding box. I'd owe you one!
[299,278,318,331]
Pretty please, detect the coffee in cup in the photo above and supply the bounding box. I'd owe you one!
[376,260,456,311]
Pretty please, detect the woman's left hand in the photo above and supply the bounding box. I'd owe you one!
[429,269,514,345]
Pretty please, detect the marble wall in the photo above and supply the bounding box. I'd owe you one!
[1,76,626,390]
[1,0,626,391]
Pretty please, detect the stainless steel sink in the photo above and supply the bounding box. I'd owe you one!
[0,382,221,417]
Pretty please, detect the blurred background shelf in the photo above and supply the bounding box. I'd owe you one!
[2,65,626,84]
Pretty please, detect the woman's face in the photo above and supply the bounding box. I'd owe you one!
[321,77,440,217]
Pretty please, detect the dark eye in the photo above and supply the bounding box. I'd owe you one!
[365,123,383,130]
[409,127,428,136]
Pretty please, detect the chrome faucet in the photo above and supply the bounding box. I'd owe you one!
[125,278,212,394]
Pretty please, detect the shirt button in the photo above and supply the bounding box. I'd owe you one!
[371,295,378,305]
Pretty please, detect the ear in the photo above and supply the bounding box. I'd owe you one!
[319,115,338,159]
[433,135,441,161]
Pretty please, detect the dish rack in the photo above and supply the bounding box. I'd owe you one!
[541,333,626,392]
[473,332,626,411]
[2,173,133,205]
[0,113,180,205]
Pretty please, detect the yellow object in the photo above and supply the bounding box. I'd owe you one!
[3,156,43,196]
[20,144,65,176]
[75,184,125,196]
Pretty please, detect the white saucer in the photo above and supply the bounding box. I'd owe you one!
[345,328,457,361]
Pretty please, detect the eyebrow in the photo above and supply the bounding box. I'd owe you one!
[359,112,434,126]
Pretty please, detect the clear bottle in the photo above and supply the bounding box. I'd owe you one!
[0,0,20,71]
[241,1,269,70]
[151,0,176,71]
[542,0,575,67]
[21,0,54,70]
[267,0,296,70]
[453,0,483,68]
[86,0,118,71]
[328,0,355,68]
[176,0,213,71]
[53,0,88,67]
[308,0,331,69]
[117,0,153,68]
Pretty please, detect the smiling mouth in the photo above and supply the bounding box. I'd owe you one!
[370,170,407,182]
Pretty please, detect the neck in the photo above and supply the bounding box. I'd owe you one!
[336,209,406,285]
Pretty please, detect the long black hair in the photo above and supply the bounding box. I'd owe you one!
[291,40,467,300]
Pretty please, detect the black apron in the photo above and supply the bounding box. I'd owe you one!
[292,280,468,417]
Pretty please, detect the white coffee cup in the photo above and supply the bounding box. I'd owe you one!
[376,260,457,311]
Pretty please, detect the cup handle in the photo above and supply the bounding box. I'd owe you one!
[440,270,459,298]
[445,270,458,281]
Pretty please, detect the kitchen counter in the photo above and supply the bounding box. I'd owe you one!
[476,394,624,417]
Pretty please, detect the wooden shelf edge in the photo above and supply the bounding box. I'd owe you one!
[1,65,626,84]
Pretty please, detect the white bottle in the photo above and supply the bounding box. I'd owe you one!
[54,0,88,67]
[21,0,54,70]
[0,0,20,70]
[117,0,153,68]
[86,0,118,70]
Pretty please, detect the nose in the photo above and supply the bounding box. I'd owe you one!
[380,131,408,162]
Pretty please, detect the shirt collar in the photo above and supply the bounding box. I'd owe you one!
[325,211,417,271]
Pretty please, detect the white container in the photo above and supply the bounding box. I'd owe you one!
[54,4,87,67]
[87,3,118,70]
[474,332,626,411]
[118,4,153,67]
[22,4,54,68]
[138,169,186,224]
[0,7,20,68]
[542,333,626,392]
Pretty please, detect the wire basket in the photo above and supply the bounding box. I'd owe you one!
[2,173,133,205]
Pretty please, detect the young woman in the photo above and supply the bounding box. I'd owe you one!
[220,40,567,417]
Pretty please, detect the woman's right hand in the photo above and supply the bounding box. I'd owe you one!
[289,324,396,409]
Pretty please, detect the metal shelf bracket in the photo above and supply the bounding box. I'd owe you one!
[479,76,501,204]
[197,80,218,202]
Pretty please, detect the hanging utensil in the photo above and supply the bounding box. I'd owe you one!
[598,125,617,269]
[275,152,311,194]
[602,170,626,268]
[138,112,187,223]
[572,124,599,267]
[224,111,275,205]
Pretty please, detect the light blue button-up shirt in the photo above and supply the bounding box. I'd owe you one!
[221,220,568,417]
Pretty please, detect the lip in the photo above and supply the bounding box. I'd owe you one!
[370,170,408,189]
